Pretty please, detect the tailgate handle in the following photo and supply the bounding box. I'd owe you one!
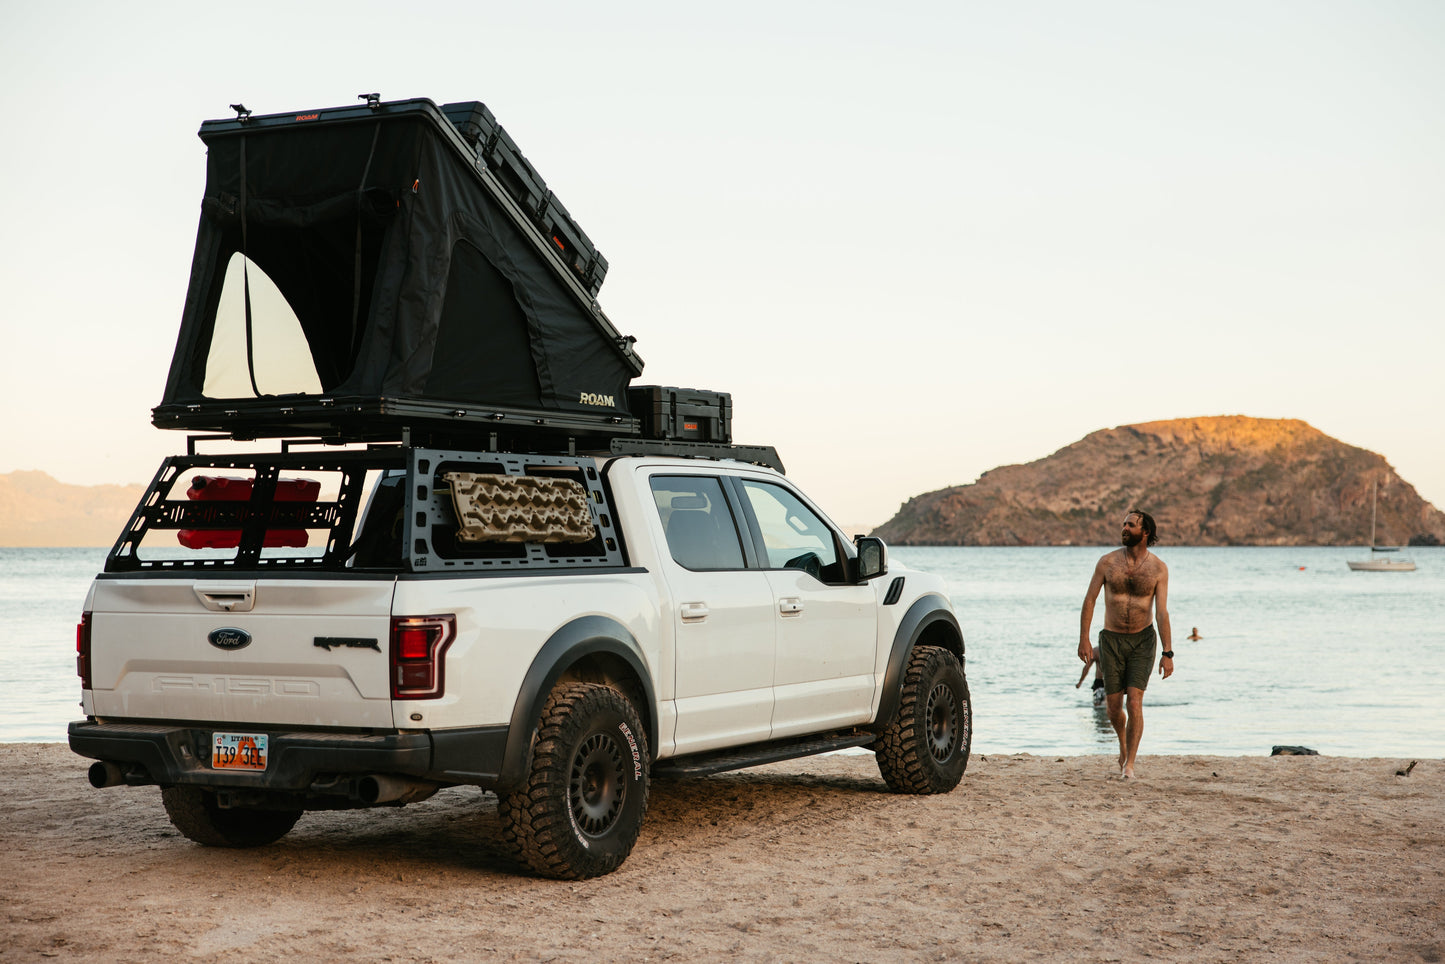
[195,584,256,613]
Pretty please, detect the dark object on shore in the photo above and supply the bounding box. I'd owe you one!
[1271,745,1319,756]
[1396,761,1417,777]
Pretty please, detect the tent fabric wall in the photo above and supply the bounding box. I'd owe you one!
[158,100,638,427]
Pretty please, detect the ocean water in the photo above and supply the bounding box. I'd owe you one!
[1,548,109,742]
[893,545,1445,759]
[2,546,1442,757]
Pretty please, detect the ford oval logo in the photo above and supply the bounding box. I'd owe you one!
[208,628,252,650]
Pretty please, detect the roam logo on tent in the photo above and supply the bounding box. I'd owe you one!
[579,392,615,407]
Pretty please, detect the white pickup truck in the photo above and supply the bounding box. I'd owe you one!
[70,444,970,879]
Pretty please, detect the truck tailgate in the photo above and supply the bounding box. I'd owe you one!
[87,577,397,728]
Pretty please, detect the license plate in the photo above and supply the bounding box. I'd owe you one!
[212,732,268,771]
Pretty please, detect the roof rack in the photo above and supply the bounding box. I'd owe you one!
[609,439,784,473]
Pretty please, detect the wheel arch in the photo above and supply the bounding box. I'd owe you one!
[497,615,658,790]
[872,593,965,728]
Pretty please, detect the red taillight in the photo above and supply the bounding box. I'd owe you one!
[76,612,93,689]
[390,615,456,700]
[396,626,434,660]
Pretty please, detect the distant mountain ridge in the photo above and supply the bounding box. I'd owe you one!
[872,416,1445,547]
[0,471,144,547]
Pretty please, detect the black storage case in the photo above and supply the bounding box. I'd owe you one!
[440,102,608,297]
[154,96,640,448]
[628,386,732,443]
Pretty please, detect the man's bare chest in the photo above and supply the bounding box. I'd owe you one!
[1102,557,1158,599]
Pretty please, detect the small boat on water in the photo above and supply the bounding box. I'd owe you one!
[1348,481,1416,572]
[1350,554,1417,572]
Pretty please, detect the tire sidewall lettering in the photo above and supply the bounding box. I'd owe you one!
[569,807,590,850]
[618,721,642,781]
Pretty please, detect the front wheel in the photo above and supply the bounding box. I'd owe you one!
[499,682,650,879]
[875,645,971,794]
[160,786,302,847]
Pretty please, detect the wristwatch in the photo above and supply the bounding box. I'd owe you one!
[1161,650,1175,658]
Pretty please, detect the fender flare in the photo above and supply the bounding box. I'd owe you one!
[497,615,658,789]
[872,593,965,728]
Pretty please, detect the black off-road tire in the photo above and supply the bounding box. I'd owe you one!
[876,644,971,794]
[498,682,650,879]
[160,786,302,847]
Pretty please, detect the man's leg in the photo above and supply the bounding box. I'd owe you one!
[1105,691,1127,773]
[1121,687,1145,779]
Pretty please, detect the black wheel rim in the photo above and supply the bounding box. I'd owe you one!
[570,731,625,837]
[924,682,958,762]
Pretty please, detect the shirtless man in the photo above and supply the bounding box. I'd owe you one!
[1078,510,1173,779]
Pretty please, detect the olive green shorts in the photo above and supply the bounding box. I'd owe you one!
[1098,625,1157,695]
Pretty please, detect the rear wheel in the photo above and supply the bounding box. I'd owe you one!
[499,682,650,879]
[876,644,971,794]
[160,786,302,847]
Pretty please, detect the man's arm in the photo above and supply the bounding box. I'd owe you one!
[1155,561,1173,679]
[1079,559,1106,663]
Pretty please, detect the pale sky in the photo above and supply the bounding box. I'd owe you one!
[2,1,1441,526]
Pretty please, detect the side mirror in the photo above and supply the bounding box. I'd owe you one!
[854,535,888,582]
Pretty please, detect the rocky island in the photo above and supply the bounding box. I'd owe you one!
[872,416,1445,547]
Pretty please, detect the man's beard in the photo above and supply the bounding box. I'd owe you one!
[1122,531,1143,547]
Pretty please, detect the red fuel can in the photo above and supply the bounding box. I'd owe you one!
[177,476,320,549]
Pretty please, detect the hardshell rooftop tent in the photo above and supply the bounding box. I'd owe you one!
[155,96,644,445]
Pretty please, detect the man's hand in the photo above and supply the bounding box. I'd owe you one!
[1078,639,1095,664]
[1159,655,1174,679]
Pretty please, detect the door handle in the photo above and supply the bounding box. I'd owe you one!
[195,584,256,612]
[779,597,804,616]
[680,602,710,622]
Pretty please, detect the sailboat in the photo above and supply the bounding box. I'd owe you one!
[1347,481,1416,572]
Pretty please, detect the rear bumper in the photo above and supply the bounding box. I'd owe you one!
[68,719,510,792]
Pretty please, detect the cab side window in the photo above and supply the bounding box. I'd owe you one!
[650,476,746,571]
[739,480,844,583]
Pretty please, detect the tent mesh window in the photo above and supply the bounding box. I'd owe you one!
[203,254,326,398]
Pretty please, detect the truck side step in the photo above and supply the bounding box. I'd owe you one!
[652,731,876,778]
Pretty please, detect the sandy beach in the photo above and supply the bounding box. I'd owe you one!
[1,743,1440,963]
